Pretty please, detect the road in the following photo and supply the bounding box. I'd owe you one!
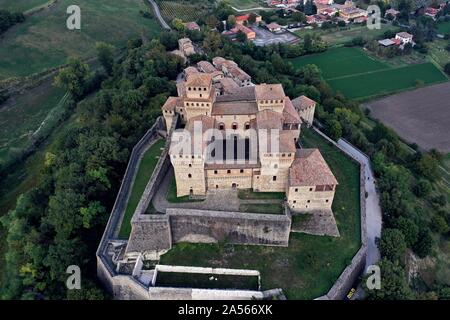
[338,139,382,268]
[147,0,171,30]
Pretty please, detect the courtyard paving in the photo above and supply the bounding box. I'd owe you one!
[252,26,299,46]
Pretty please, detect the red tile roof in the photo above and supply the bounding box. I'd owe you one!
[289,149,338,187]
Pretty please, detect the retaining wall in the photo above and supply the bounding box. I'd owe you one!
[167,208,291,247]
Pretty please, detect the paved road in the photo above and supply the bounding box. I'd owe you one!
[147,0,171,30]
[338,139,382,268]
[230,6,277,12]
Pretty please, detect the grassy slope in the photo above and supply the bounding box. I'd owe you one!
[0,0,49,12]
[118,139,166,239]
[160,128,361,299]
[0,79,65,163]
[0,0,161,79]
[437,21,450,34]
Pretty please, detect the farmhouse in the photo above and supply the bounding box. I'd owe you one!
[162,59,335,213]
[266,22,283,33]
[385,8,400,19]
[395,32,414,45]
[424,7,440,20]
[223,23,256,41]
[236,13,262,25]
[184,21,200,31]
[338,7,367,21]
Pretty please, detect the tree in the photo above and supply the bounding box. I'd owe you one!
[303,34,313,52]
[444,63,450,76]
[203,31,222,53]
[172,18,185,32]
[414,179,432,197]
[227,15,236,30]
[377,228,407,263]
[365,259,412,300]
[393,217,419,247]
[248,13,258,25]
[54,57,91,100]
[413,228,434,258]
[327,119,343,141]
[96,42,115,75]
[205,15,219,29]
[236,30,247,42]
[292,11,306,23]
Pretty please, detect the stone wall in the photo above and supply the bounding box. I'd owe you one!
[312,127,368,300]
[167,208,291,246]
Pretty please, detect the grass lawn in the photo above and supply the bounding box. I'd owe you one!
[118,139,166,239]
[155,272,259,290]
[295,24,400,47]
[291,47,447,100]
[239,203,284,215]
[437,21,450,35]
[0,0,161,79]
[160,128,361,299]
[0,0,49,12]
[238,189,285,200]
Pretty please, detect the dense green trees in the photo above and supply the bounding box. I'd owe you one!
[0,10,24,34]
[0,37,181,299]
[96,42,115,75]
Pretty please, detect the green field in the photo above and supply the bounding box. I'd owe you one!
[160,128,361,299]
[328,62,448,99]
[0,0,50,12]
[437,21,450,34]
[118,139,166,239]
[291,47,448,99]
[0,0,161,79]
[291,47,388,79]
[428,40,450,68]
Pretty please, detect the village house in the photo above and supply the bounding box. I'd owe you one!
[162,59,336,213]
[424,7,440,20]
[223,23,256,41]
[235,13,262,25]
[338,6,368,22]
[385,8,400,19]
[395,31,414,46]
[184,21,201,31]
[266,22,283,33]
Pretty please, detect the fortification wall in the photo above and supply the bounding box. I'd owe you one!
[167,208,291,246]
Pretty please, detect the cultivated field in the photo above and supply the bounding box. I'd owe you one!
[365,81,450,152]
[226,0,267,10]
[160,128,361,299]
[0,0,161,79]
[157,0,214,23]
[291,47,448,99]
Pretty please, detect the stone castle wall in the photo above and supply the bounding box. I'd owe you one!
[167,208,292,246]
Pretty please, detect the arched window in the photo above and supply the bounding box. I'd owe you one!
[232,123,238,130]
[219,123,225,130]
[245,122,250,130]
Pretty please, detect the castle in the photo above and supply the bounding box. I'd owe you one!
[162,58,337,213]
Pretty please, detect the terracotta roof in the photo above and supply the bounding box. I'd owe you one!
[256,110,283,130]
[289,149,338,187]
[212,57,226,68]
[185,73,212,87]
[255,84,285,101]
[229,66,251,81]
[197,61,216,73]
[212,101,258,115]
[215,77,240,94]
[216,86,256,102]
[283,97,301,124]
[185,21,200,30]
[267,22,282,29]
[162,96,181,112]
[184,66,199,76]
[396,32,413,39]
[292,95,316,111]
